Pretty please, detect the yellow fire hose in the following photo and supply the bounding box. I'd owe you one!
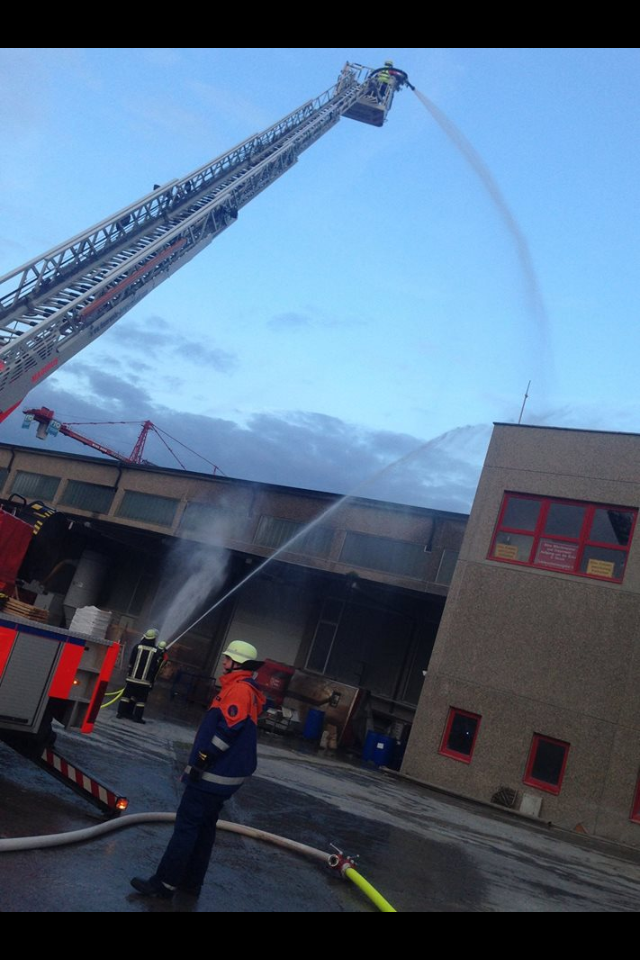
[327,847,397,912]
[101,689,124,709]
[343,865,397,912]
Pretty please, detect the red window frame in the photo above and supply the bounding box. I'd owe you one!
[488,493,637,583]
[630,778,640,824]
[439,707,481,764]
[523,734,570,795]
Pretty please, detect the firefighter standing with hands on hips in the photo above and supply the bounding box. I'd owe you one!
[131,639,266,899]
[117,627,167,724]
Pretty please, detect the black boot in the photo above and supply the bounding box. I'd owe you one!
[131,876,174,899]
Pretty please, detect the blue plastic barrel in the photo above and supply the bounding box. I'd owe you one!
[363,730,378,763]
[373,734,395,766]
[363,732,396,767]
[303,708,325,740]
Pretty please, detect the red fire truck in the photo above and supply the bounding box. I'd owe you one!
[0,499,127,815]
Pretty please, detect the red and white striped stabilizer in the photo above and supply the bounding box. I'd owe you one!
[40,748,128,815]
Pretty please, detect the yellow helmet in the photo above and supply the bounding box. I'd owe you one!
[144,628,159,640]
[222,640,259,664]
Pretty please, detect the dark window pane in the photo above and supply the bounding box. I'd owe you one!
[502,497,541,531]
[296,526,333,557]
[531,739,566,785]
[580,545,627,580]
[255,516,332,557]
[590,509,634,546]
[117,491,178,527]
[492,532,534,563]
[340,532,427,579]
[447,713,478,756]
[60,480,114,513]
[544,503,585,538]
[180,503,220,535]
[11,471,60,501]
[254,516,302,549]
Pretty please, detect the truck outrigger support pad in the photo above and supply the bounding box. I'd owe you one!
[36,746,129,817]
[2,736,129,817]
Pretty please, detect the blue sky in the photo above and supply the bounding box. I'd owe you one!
[1,48,639,512]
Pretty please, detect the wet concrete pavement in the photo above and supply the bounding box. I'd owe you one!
[2,699,640,912]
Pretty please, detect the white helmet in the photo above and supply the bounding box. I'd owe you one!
[222,640,259,664]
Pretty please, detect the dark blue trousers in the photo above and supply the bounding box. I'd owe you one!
[155,784,226,890]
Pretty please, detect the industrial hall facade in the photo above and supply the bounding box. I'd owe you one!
[0,441,466,738]
[404,423,640,849]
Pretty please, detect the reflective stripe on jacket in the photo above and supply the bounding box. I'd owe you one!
[183,670,266,797]
[127,641,165,686]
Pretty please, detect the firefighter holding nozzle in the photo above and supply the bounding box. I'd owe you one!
[117,627,167,724]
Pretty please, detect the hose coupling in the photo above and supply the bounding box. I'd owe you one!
[328,843,358,876]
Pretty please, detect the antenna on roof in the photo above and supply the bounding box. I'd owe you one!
[518,380,531,424]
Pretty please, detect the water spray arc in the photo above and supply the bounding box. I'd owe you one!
[166,83,551,652]
[413,88,549,332]
[165,424,486,651]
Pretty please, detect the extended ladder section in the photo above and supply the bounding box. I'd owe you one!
[0,63,408,420]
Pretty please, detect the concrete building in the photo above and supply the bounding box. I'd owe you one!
[404,423,640,847]
[0,441,467,737]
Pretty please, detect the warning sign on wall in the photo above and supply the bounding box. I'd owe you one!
[586,558,615,578]
[536,539,578,571]
[495,543,519,560]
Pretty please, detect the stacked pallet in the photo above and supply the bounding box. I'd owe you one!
[3,597,50,623]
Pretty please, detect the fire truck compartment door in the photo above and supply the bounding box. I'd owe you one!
[0,631,60,733]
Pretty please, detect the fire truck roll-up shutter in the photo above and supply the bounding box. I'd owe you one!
[0,626,65,732]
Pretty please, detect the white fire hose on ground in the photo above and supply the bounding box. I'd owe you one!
[0,813,397,912]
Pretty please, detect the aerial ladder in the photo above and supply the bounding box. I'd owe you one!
[0,62,412,423]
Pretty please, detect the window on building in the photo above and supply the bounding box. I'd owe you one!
[439,708,481,763]
[489,493,637,583]
[523,734,570,795]
[116,490,179,527]
[10,470,60,501]
[254,516,333,557]
[340,531,427,579]
[180,502,220,536]
[0,467,8,491]
[59,480,115,514]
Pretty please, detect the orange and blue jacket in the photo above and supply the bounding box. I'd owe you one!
[183,669,266,797]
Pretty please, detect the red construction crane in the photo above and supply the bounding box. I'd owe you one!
[22,406,225,474]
